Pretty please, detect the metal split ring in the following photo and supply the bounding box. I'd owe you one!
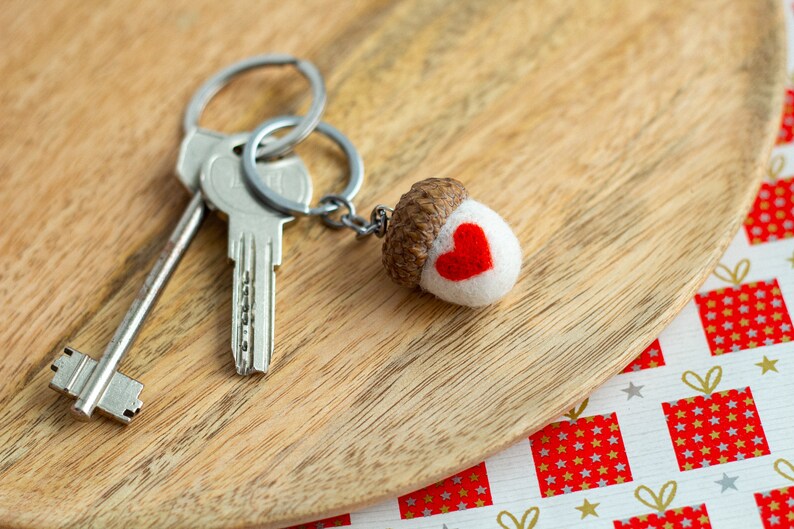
[242,116,364,217]
[183,54,326,160]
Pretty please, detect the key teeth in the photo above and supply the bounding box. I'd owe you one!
[49,347,145,424]
[235,364,267,376]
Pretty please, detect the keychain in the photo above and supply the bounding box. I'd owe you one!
[48,54,520,425]
[242,116,522,309]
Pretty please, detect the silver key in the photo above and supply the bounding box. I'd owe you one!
[50,192,207,423]
[200,134,312,375]
[49,128,218,423]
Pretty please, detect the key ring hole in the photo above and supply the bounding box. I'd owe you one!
[242,116,363,217]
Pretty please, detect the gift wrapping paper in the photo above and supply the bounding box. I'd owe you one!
[284,5,794,528]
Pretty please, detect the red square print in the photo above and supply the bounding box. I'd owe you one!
[283,513,351,529]
[778,87,794,145]
[755,486,794,529]
[613,504,712,529]
[663,386,770,471]
[529,411,632,497]
[744,177,794,244]
[694,279,793,355]
[397,462,493,519]
[622,339,665,373]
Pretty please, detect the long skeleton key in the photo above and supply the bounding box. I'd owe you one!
[49,130,225,423]
[200,134,312,375]
[50,193,206,423]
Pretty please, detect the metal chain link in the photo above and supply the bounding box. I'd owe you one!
[319,195,392,239]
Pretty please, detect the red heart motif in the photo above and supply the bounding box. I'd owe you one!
[435,223,494,281]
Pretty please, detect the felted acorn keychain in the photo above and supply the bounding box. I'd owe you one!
[242,127,521,308]
[317,177,522,308]
[381,178,521,306]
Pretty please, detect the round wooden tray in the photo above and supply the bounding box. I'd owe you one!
[0,1,784,527]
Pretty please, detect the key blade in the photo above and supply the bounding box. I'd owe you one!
[252,230,276,374]
[50,348,143,424]
[232,233,256,375]
[229,224,280,375]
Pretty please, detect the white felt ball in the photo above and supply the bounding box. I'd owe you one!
[419,199,521,307]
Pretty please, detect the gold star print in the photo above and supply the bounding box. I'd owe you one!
[575,498,599,519]
[787,251,794,268]
[756,356,779,374]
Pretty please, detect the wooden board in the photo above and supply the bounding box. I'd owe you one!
[0,1,784,527]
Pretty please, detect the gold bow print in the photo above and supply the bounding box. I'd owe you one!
[563,399,589,421]
[497,507,539,529]
[767,155,785,182]
[634,481,677,513]
[681,366,722,395]
[774,458,794,482]
[713,259,750,286]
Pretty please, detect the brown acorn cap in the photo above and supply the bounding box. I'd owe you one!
[382,178,469,288]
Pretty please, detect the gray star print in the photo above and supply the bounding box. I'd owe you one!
[715,473,739,492]
[621,382,644,400]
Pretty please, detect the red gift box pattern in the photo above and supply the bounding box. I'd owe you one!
[613,481,712,529]
[778,88,794,145]
[754,459,794,529]
[662,367,770,471]
[744,157,794,244]
[397,461,493,519]
[283,513,351,529]
[622,339,665,373]
[529,400,632,497]
[694,260,793,356]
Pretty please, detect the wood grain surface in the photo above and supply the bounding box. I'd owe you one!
[0,1,784,528]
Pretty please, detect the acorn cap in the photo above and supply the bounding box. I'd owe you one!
[382,178,469,288]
